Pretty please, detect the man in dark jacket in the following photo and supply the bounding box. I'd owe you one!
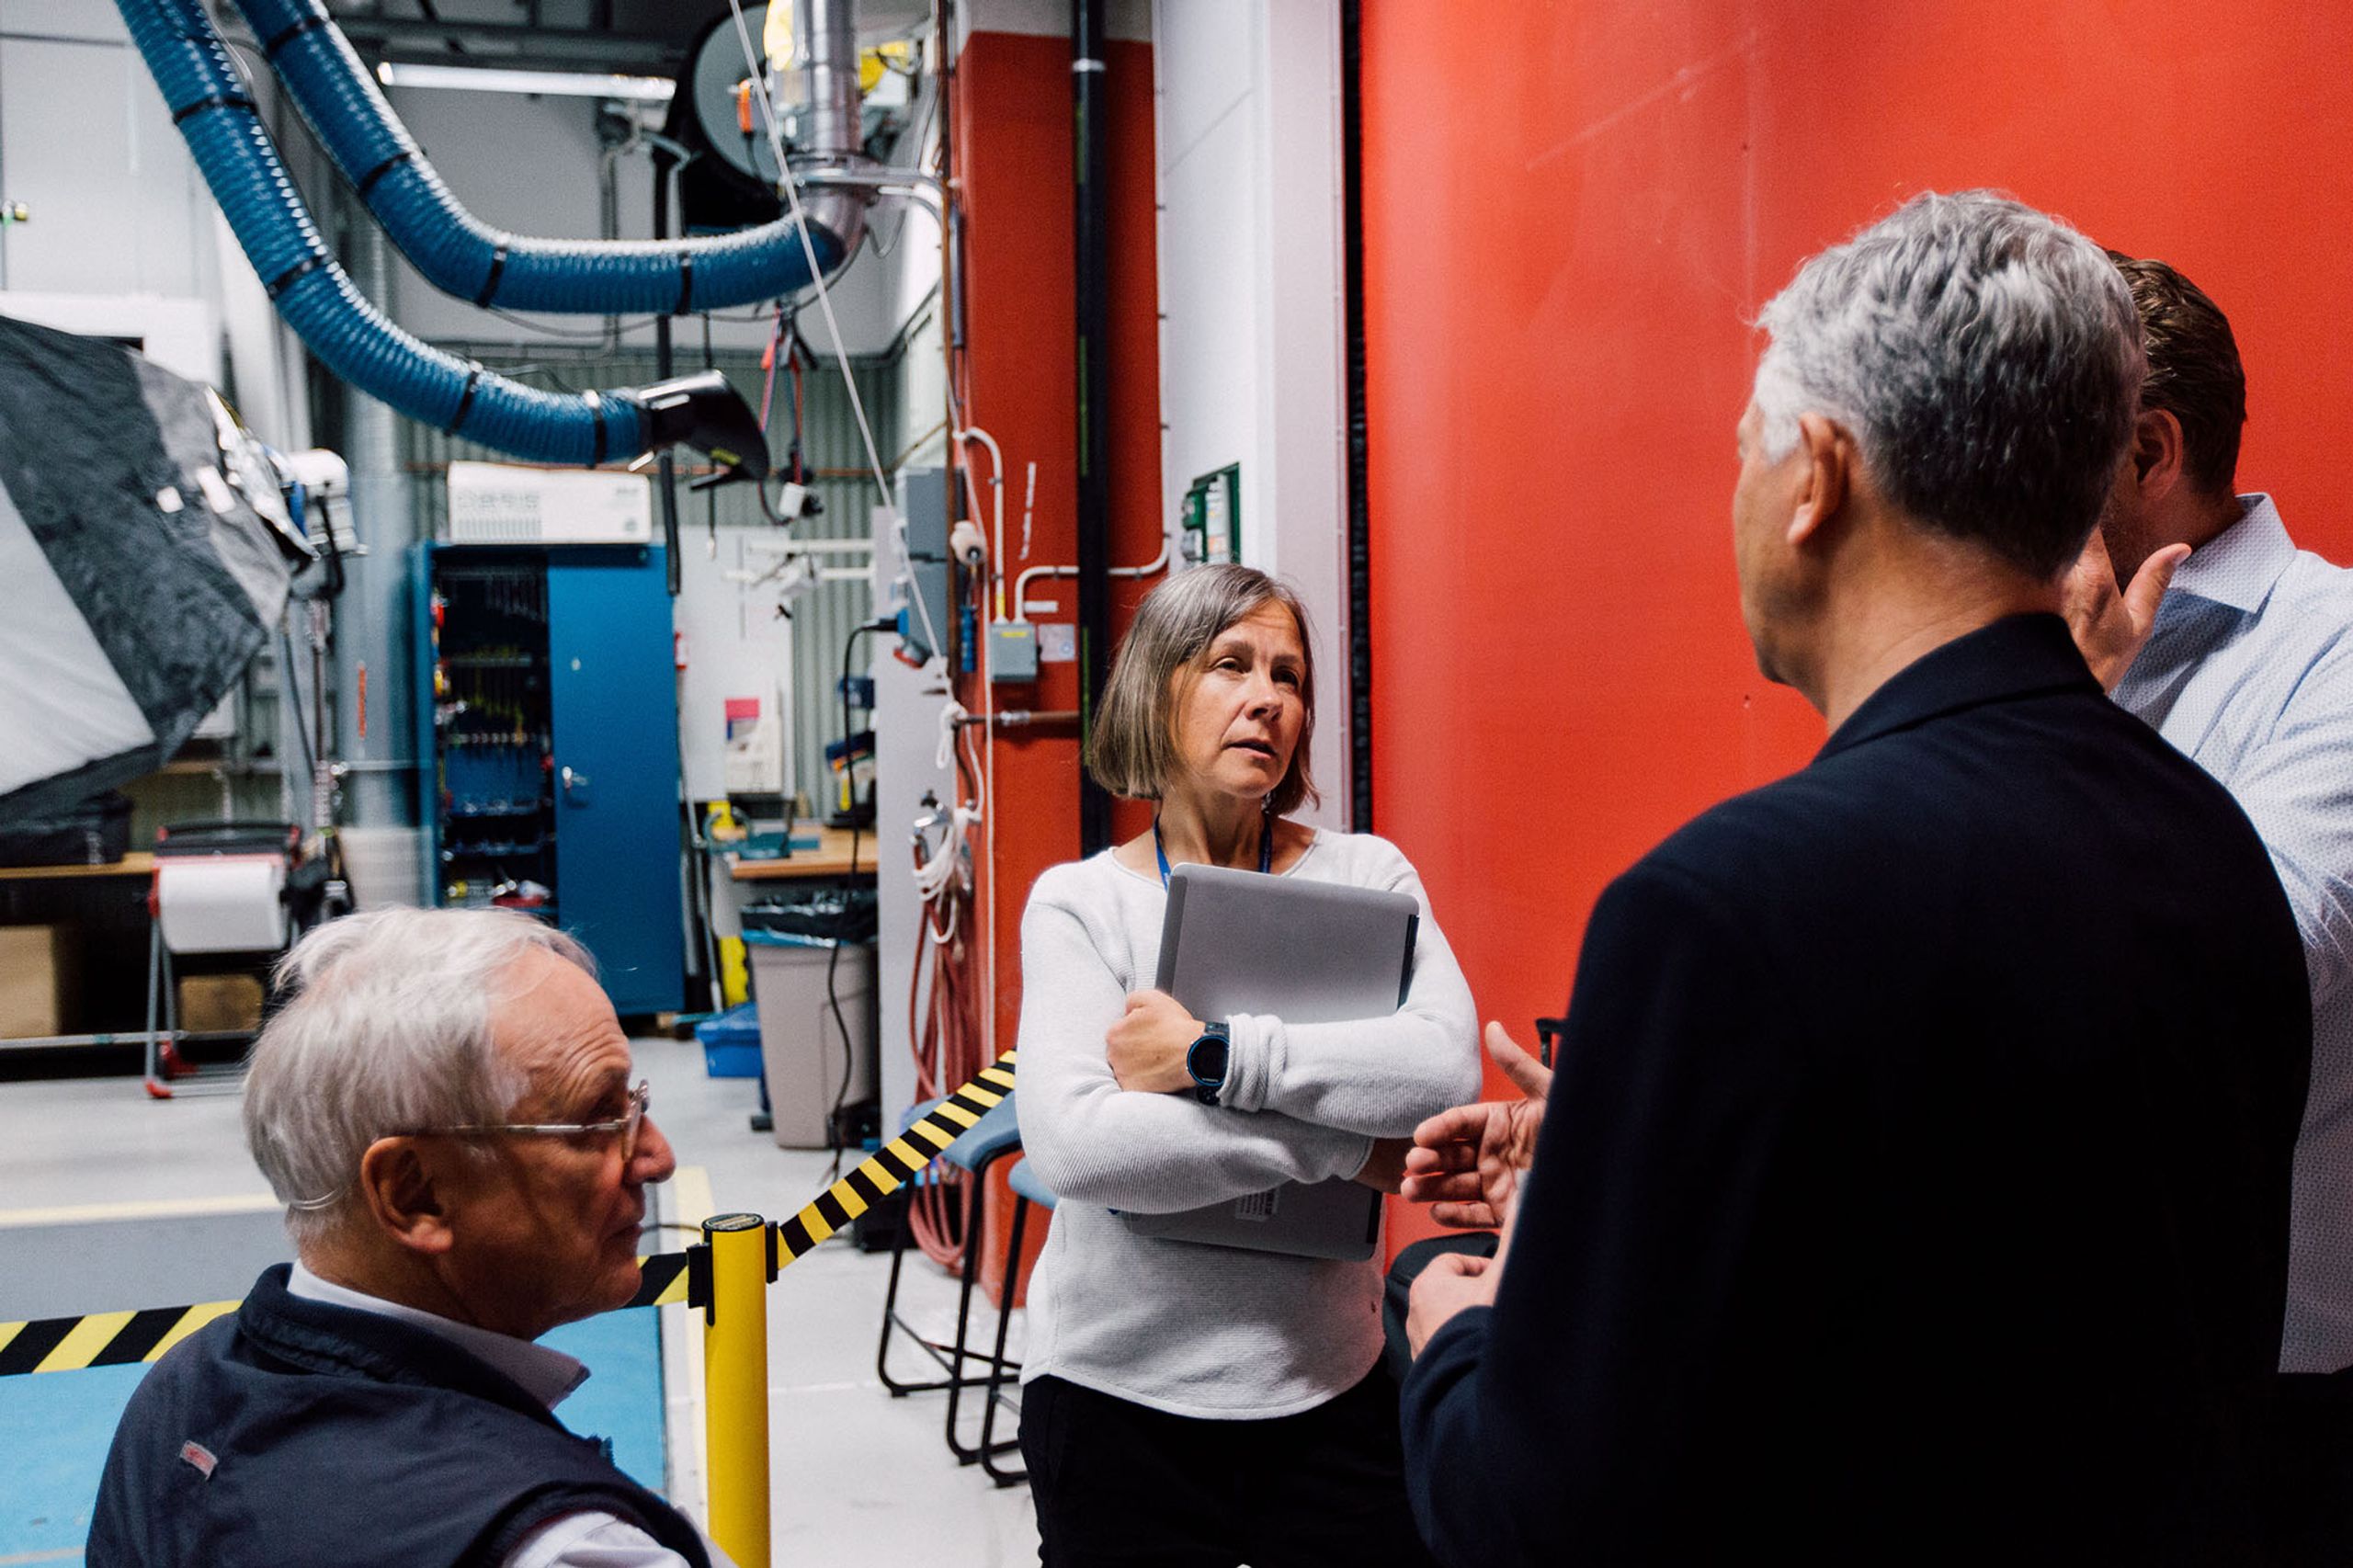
[1398,192,2311,1565]
[87,907,715,1568]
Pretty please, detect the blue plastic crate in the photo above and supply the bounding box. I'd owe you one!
[695,1001,762,1079]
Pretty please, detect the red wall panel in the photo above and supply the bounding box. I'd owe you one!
[1360,3,2353,1247]
[953,29,1165,1055]
[952,28,1164,1299]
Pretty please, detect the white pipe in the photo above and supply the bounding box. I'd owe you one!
[742,536,873,555]
[1014,532,1172,617]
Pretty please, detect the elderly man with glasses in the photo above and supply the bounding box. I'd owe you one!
[86,907,721,1568]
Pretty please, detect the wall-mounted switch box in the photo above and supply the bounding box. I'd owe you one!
[991,619,1040,683]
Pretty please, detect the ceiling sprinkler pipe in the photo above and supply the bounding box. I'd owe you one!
[224,0,870,314]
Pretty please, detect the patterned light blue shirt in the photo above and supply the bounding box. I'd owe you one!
[2113,494,2353,1374]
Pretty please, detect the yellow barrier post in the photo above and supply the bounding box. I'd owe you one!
[701,1213,773,1568]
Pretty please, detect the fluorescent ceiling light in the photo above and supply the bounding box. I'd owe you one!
[374,62,676,102]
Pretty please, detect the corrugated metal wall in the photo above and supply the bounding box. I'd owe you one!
[401,346,906,812]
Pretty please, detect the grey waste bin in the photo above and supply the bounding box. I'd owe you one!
[745,928,877,1150]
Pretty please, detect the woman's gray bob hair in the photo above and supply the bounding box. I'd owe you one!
[1085,563,1319,815]
[242,906,597,1247]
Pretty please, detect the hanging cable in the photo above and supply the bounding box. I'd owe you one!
[904,756,983,1268]
[723,0,944,666]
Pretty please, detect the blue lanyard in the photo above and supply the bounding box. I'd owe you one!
[1154,814,1275,888]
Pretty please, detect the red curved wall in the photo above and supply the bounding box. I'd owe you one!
[1360,2,2353,1246]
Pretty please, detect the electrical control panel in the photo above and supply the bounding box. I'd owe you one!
[1181,463,1242,567]
[890,466,956,666]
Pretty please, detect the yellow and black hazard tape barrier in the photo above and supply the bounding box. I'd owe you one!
[0,1300,240,1379]
[772,1049,1017,1265]
[626,1248,694,1310]
[0,1051,1017,1378]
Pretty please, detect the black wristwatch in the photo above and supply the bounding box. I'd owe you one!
[1186,1020,1231,1107]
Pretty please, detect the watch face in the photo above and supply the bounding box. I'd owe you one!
[1188,1032,1230,1086]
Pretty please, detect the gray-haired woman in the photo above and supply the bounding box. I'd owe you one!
[1013,564,1479,1567]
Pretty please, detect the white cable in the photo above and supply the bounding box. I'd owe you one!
[954,426,1006,619]
[914,703,983,914]
[933,699,969,772]
[724,0,944,666]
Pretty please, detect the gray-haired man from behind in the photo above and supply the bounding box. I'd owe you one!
[1396,193,2309,1565]
[86,908,727,1568]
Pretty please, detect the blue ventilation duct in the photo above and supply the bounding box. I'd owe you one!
[113,0,768,473]
[230,0,856,314]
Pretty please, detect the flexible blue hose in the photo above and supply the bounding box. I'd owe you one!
[115,0,642,466]
[231,0,848,314]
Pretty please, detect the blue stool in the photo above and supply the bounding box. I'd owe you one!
[979,1154,1058,1485]
[874,1092,1023,1465]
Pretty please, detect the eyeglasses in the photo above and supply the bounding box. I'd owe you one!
[407,1080,654,1164]
[282,1083,655,1214]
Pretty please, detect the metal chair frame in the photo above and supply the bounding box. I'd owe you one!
[873,1095,1025,1464]
[977,1154,1054,1485]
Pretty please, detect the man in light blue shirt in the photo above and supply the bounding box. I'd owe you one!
[2073,255,2353,1565]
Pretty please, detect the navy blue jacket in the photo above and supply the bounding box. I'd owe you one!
[1403,615,2311,1565]
[86,1264,710,1568]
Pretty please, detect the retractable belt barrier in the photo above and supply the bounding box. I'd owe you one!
[0,1051,1020,1568]
[0,1246,697,1380]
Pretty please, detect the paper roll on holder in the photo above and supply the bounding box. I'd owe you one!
[145,822,302,1098]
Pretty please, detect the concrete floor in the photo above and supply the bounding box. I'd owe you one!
[0,1033,1040,1567]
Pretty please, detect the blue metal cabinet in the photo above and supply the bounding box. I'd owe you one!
[548,553,682,1015]
[415,543,682,1016]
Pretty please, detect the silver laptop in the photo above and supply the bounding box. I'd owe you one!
[1120,862,1419,1261]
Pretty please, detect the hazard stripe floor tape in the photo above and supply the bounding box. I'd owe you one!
[0,1051,1017,1377]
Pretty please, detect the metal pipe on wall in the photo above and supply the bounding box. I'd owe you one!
[654,149,683,596]
[337,215,417,827]
[1073,0,1112,854]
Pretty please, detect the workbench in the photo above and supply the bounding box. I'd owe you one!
[0,854,154,882]
[722,825,879,882]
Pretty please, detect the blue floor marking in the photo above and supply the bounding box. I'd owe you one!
[0,1360,144,1562]
[546,1304,670,1494]
[0,1306,670,1562]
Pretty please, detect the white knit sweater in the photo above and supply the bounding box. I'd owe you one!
[1014,830,1480,1418]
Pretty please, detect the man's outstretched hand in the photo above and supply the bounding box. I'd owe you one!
[2061,532,2190,690]
[1401,1022,1553,1230]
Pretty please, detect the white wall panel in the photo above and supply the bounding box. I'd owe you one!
[1153,0,1349,827]
[0,28,210,301]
